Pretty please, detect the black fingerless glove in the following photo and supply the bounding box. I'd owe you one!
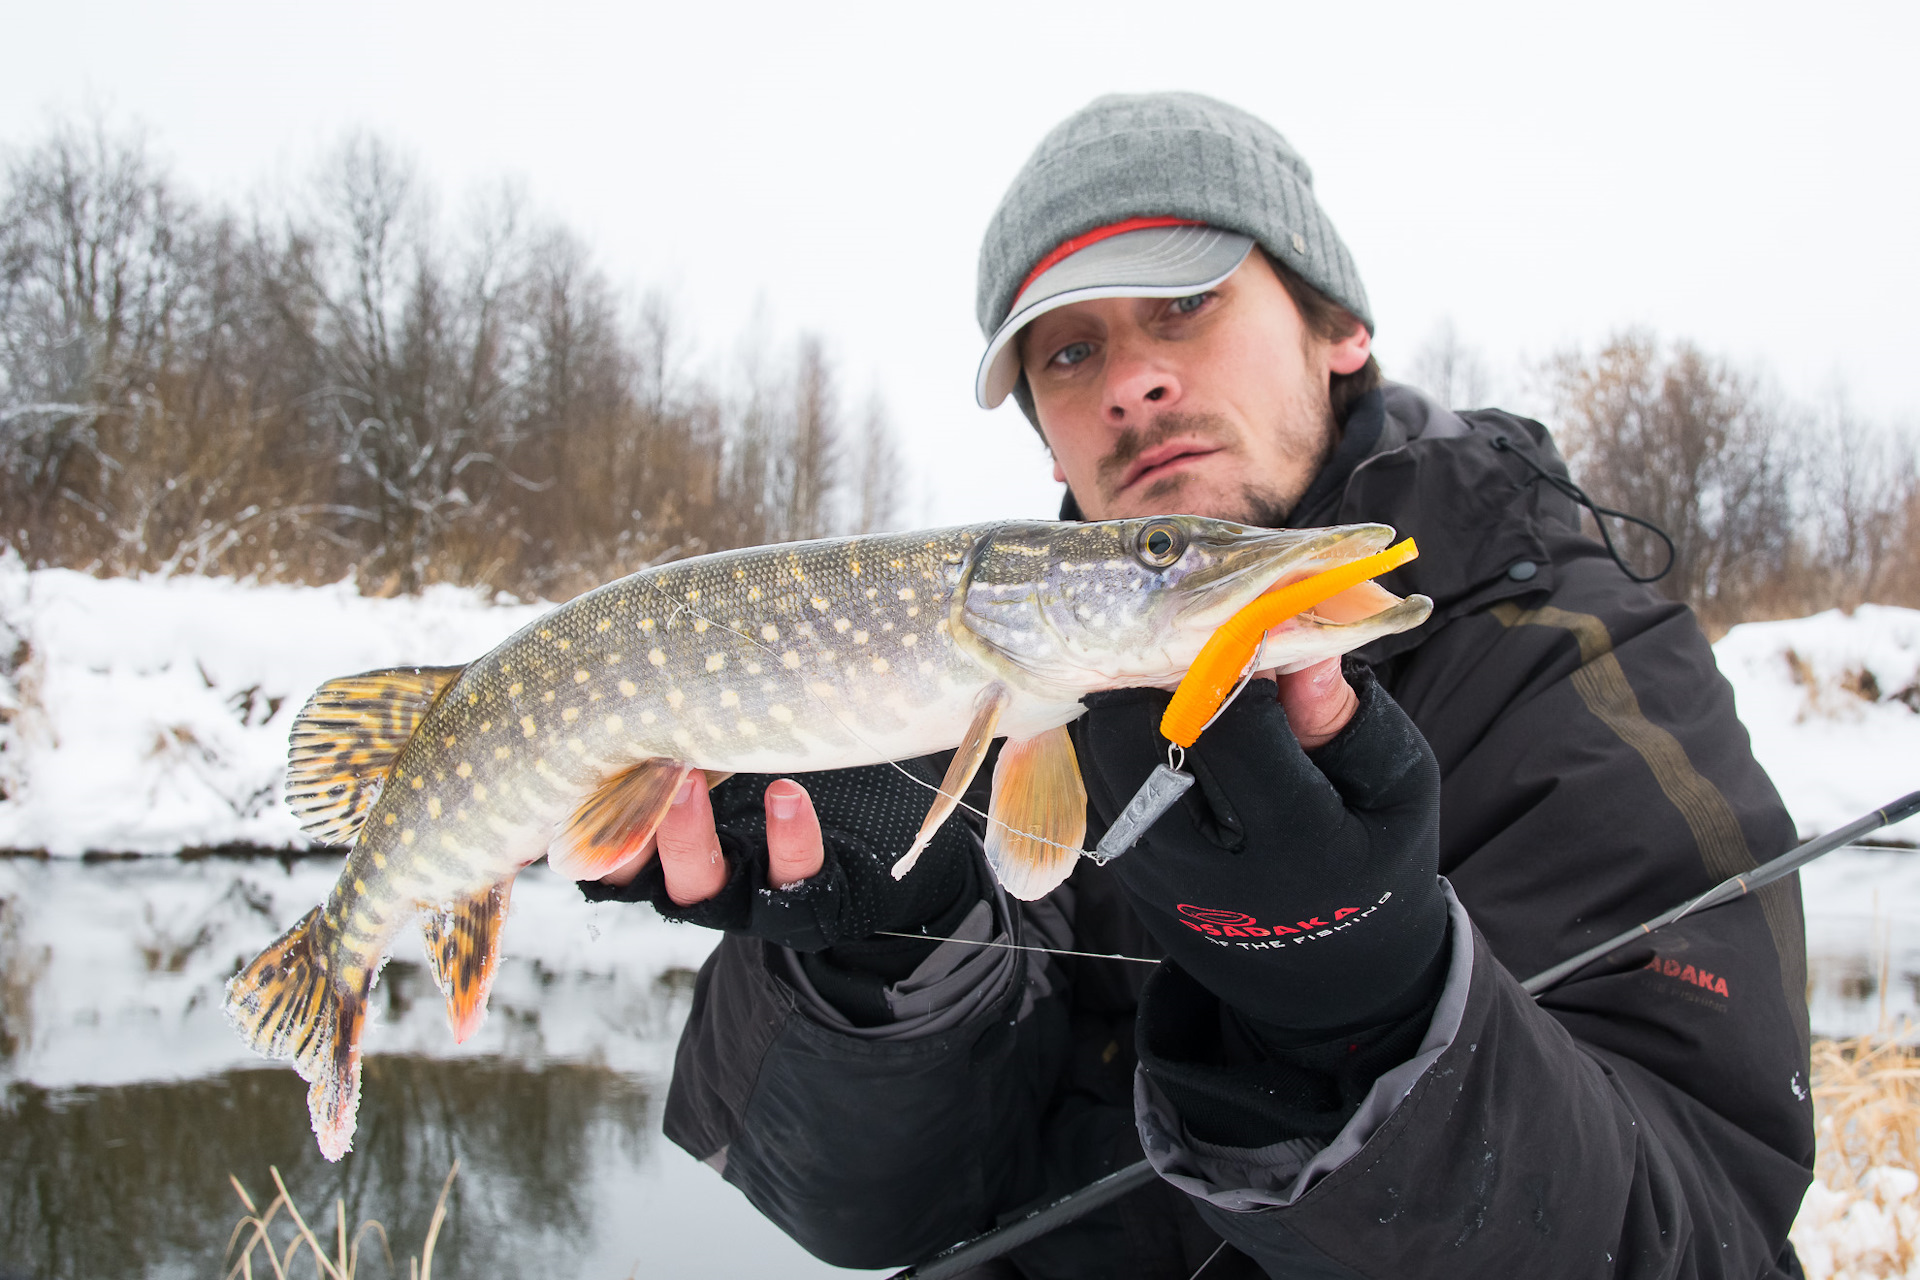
[1073,660,1447,1035]
[580,758,988,1024]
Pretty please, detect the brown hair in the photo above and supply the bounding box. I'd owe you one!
[1264,249,1381,426]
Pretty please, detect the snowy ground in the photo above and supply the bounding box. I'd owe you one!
[1718,605,1920,846]
[0,555,549,855]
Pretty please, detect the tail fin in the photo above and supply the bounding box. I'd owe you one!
[223,908,370,1162]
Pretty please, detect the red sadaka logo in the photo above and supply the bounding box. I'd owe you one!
[1643,953,1731,998]
[1174,895,1392,949]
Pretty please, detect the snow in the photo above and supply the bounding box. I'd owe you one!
[0,553,547,855]
[1717,605,1920,845]
[1794,1168,1920,1280]
[2,557,1916,855]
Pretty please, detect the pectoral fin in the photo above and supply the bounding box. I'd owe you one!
[984,726,1086,901]
[547,757,693,879]
[420,879,514,1044]
[285,665,466,846]
[891,684,1009,881]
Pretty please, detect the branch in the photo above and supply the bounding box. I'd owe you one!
[0,401,110,425]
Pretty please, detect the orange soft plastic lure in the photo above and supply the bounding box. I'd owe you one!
[1159,539,1419,748]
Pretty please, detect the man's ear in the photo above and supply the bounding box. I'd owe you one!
[1327,322,1372,376]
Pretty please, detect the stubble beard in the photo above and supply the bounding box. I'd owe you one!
[1087,379,1339,530]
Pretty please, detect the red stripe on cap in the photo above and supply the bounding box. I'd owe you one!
[1011,216,1208,308]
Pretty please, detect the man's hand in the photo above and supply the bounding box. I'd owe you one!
[1074,657,1447,1034]
[598,774,826,902]
[580,760,985,956]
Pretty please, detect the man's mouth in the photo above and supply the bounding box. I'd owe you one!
[1117,440,1224,493]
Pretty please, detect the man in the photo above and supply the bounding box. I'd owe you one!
[583,92,1812,1277]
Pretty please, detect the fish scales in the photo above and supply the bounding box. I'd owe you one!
[227,516,1437,1160]
[322,529,994,960]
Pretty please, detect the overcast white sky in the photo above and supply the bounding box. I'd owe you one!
[5,0,1915,527]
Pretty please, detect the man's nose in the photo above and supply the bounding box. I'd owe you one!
[1102,345,1181,423]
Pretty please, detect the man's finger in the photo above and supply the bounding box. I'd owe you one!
[764,778,826,889]
[1275,657,1358,750]
[657,769,729,905]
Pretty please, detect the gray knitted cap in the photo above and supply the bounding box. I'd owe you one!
[976,92,1371,341]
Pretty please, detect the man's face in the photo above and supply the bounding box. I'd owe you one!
[1019,251,1371,524]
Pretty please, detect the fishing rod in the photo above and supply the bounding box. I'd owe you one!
[1522,789,1920,995]
[887,789,1920,1280]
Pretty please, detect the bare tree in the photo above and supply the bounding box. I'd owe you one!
[1546,331,1797,628]
[0,118,196,559]
[783,336,838,541]
[1405,318,1491,410]
[0,115,913,598]
[266,138,554,590]
[852,393,904,534]
[1802,393,1918,610]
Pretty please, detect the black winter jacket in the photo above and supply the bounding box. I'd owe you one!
[651,386,1814,1278]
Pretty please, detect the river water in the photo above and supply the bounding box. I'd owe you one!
[1,848,1915,1278]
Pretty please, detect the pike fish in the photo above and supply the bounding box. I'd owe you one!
[225,516,1432,1159]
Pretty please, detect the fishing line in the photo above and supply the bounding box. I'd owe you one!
[1198,635,1267,738]
[1188,1239,1230,1280]
[874,929,1160,965]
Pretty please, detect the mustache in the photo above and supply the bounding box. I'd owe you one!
[1094,413,1236,497]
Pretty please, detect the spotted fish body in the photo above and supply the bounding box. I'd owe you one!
[225,516,1433,1159]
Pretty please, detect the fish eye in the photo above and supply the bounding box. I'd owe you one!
[1133,520,1188,569]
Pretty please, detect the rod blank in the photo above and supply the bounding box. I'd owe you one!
[1523,790,1920,996]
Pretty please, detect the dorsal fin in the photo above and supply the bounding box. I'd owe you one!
[284,665,466,846]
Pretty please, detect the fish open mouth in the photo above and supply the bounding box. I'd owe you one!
[1198,523,1431,657]
[1184,524,1391,611]
[1296,577,1413,623]
[1245,529,1434,662]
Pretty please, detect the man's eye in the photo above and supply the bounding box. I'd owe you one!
[1170,292,1211,316]
[1049,341,1094,368]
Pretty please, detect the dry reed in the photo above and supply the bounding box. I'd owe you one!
[1796,1033,1920,1279]
[224,1159,457,1280]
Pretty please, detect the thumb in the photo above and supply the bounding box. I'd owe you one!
[1307,664,1437,812]
[1275,658,1359,750]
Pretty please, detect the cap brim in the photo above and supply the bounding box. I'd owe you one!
[976,226,1255,409]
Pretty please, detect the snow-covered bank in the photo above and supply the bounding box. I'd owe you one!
[1719,605,1920,845]
[0,556,546,854]
[0,557,1916,853]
